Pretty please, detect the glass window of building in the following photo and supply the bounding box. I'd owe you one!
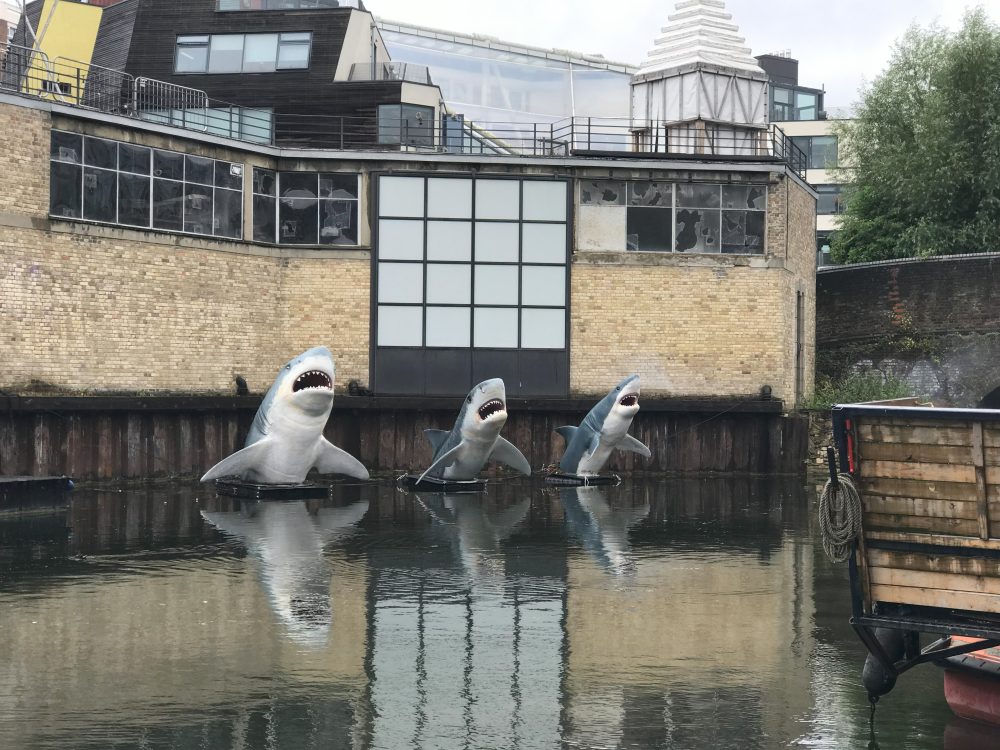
[378,104,435,147]
[790,135,839,169]
[772,87,792,121]
[252,169,360,246]
[174,33,311,73]
[816,184,847,215]
[795,91,818,120]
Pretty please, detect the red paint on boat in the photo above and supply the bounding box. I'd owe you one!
[943,637,1000,726]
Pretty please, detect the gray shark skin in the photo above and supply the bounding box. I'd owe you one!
[201,498,369,646]
[559,486,650,576]
[556,375,651,476]
[418,378,531,482]
[201,346,369,484]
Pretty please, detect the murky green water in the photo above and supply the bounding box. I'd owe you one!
[0,476,995,749]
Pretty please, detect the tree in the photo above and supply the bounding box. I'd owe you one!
[832,9,1000,264]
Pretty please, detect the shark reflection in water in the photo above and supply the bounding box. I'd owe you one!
[202,499,368,646]
[559,486,650,576]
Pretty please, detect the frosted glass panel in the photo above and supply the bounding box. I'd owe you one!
[522,266,565,306]
[475,222,519,262]
[427,221,471,261]
[426,306,471,347]
[521,309,565,349]
[474,265,519,305]
[428,178,472,219]
[475,180,520,220]
[522,223,567,264]
[379,219,424,260]
[427,263,471,304]
[522,181,567,221]
[380,176,424,217]
[474,308,519,348]
[378,263,423,303]
[378,305,423,346]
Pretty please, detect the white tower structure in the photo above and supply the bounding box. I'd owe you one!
[631,0,769,156]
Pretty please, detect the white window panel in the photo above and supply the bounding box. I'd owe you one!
[428,178,472,219]
[378,306,423,346]
[427,221,471,261]
[475,179,520,220]
[380,176,425,217]
[474,265,519,305]
[475,308,519,349]
[521,309,565,349]
[378,263,423,304]
[427,263,472,304]
[522,181,567,222]
[521,266,566,307]
[522,223,567,264]
[426,307,471,347]
[379,219,424,260]
[475,222,519,262]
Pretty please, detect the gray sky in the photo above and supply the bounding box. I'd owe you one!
[369,0,1000,108]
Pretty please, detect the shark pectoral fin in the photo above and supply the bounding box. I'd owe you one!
[554,426,578,445]
[490,437,532,475]
[200,440,273,482]
[423,429,451,453]
[315,438,370,480]
[417,444,465,483]
[619,434,652,458]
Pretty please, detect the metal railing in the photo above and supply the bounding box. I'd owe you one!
[349,62,433,85]
[216,0,360,9]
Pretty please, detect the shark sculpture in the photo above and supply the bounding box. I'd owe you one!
[555,375,651,476]
[417,378,531,482]
[201,346,369,484]
[559,486,650,576]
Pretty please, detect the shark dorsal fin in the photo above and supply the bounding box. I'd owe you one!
[555,426,578,444]
[424,429,450,452]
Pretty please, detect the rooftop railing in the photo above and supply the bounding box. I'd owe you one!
[348,61,433,85]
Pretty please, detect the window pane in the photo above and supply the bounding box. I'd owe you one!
[810,136,838,169]
[426,307,471,348]
[378,306,423,347]
[84,137,116,169]
[280,171,317,200]
[378,263,423,304]
[580,180,625,206]
[630,181,671,207]
[676,183,720,208]
[215,160,243,190]
[118,173,150,227]
[522,181,566,221]
[722,185,769,210]
[378,219,424,260]
[474,265,518,305]
[82,167,116,222]
[377,105,401,145]
[476,179,519,220]
[427,221,471,261]
[118,143,150,175]
[475,222,518,262]
[280,32,311,43]
[51,131,82,163]
[153,179,183,231]
[626,207,671,252]
[214,188,242,238]
[175,40,208,73]
[153,150,184,180]
[427,178,472,219]
[49,162,82,218]
[380,176,424,217]
[521,309,565,349]
[209,34,244,73]
[320,199,357,245]
[185,155,214,185]
[277,39,310,69]
[721,210,764,254]
[400,104,434,147]
[253,167,276,196]
[796,91,818,119]
[675,208,721,252]
[243,34,278,73]
[427,264,471,304]
[320,173,358,200]
[253,194,276,243]
[278,197,318,244]
[773,87,791,104]
[474,308,519,348]
[522,223,566,263]
[522,266,565,306]
[184,184,213,234]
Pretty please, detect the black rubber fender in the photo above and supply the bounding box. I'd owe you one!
[862,628,906,700]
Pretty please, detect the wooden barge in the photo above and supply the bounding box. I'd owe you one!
[832,403,1000,717]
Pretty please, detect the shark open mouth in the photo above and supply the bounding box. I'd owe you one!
[293,370,333,393]
[619,394,638,407]
[478,399,505,420]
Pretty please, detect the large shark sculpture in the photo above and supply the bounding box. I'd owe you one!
[201,498,369,645]
[417,378,531,482]
[201,346,369,484]
[555,375,651,476]
[559,486,650,576]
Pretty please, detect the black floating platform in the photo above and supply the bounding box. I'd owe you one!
[0,476,74,513]
[398,474,488,493]
[213,480,331,500]
[544,473,622,486]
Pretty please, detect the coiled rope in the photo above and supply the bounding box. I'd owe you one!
[818,473,863,563]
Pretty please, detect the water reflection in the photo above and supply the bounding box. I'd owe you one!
[0,476,961,749]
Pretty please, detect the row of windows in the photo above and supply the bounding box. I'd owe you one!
[772,86,822,122]
[175,32,311,74]
[252,168,360,246]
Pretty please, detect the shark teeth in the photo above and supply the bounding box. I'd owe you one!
[619,394,639,407]
[478,399,505,420]
[293,370,333,393]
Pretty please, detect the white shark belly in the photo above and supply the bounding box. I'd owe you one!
[441,439,495,480]
[248,436,320,483]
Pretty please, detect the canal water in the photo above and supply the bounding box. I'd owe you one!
[1,476,997,749]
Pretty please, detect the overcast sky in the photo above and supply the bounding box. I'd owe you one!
[369,0,1000,108]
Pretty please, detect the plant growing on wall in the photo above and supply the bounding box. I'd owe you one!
[833,8,1000,263]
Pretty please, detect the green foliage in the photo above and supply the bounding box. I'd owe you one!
[832,9,1000,263]
[804,372,913,411]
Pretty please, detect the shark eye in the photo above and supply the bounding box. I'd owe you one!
[467,396,472,403]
